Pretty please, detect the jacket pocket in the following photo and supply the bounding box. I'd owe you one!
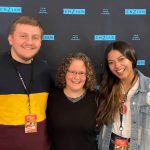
[140,105,150,129]
[140,105,150,150]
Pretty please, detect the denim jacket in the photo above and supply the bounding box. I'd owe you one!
[98,70,150,150]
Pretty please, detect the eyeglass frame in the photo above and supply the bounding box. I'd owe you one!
[67,70,86,77]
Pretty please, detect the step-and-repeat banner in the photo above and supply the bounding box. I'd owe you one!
[0,0,149,81]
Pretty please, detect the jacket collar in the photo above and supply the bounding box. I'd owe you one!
[136,69,150,93]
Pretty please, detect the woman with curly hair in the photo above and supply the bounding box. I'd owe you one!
[47,52,98,150]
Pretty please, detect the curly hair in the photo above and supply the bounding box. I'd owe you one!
[56,52,97,91]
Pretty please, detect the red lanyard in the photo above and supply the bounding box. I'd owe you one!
[119,71,137,136]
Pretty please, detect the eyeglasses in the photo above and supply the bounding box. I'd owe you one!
[67,70,86,77]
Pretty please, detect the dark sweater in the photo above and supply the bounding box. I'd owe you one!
[47,89,98,150]
[0,52,52,150]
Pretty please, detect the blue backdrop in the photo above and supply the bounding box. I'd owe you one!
[0,0,149,82]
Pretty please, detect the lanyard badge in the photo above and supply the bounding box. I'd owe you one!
[9,53,37,133]
[114,139,129,150]
[25,114,37,133]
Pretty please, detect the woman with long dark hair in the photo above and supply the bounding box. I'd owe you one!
[97,41,150,150]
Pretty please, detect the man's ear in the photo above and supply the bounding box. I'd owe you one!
[8,34,13,45]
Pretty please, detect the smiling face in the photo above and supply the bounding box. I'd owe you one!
[107,50,135,82]
[65,59,86,93]
[8,24,42,64]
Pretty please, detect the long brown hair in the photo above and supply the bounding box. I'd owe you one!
[96,41,137,125]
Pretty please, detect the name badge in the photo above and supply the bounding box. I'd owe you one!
[114,139,129,150]
[25,114,37,133]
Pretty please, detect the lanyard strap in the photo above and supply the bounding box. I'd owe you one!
[119,71,137,136]
[9,53,33,114]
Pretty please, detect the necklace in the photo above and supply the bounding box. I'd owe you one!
[66,90,87,103]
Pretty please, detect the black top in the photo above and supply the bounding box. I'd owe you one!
[0,51,52,94]
[47,89,98,150]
